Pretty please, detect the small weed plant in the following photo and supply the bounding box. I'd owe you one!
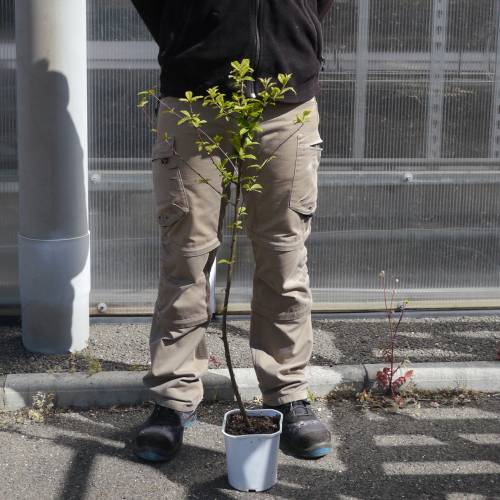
[375,270,414,405]
[357,271,414,409]
[84,353,102,376]
[138,59,311,429]
[20,391,56,423]
[68,352,102,375]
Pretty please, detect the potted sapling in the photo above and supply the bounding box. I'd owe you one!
[138,59,311,492]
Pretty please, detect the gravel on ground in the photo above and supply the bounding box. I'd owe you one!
[0,315,499,375]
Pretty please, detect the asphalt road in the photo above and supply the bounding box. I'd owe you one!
[0,396,499,500]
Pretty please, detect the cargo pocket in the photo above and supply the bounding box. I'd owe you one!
[289,132,322,216]
[151,138,189,227]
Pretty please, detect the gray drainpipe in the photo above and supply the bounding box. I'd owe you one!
[15,0,90,353]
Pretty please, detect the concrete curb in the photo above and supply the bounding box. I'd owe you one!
[1,361,499,411]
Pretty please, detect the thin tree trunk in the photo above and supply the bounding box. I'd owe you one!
[220,166,251,429]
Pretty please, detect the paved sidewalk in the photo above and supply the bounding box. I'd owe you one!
[1,397,499,499]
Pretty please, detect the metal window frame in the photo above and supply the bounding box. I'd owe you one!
[353,0,370,158]
[426,0,449,159]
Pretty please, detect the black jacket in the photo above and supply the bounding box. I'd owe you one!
[131,0,334,103]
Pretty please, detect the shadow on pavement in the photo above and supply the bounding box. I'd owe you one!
[1,399,499,499]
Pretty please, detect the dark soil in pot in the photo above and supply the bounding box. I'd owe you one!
[225,413,280,436]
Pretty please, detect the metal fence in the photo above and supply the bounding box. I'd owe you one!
[1,0,499,313]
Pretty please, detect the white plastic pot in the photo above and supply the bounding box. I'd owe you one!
[222,408,283,492]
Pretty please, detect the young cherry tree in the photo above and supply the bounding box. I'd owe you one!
[139,59,311,429]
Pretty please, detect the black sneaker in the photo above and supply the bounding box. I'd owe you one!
[133,404,196,462]
[264,400,332,458]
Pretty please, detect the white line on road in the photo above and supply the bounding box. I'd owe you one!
[458,434,500,445]
[400,408,500,420]
[397,331,434,339]
[374,435,445,446]
[445,330,500,339]
[372,348,476,360]
[383,461,500,475]
[446,494,488,499]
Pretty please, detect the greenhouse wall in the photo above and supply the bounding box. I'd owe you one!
[1,0,499,314]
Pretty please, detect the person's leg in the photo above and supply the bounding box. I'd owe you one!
[135,97,227,461]
[249,241,313,405]
[244,97,321,404]
[244,97,331,457]
[143,96,228,411]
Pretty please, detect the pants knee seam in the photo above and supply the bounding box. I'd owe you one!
[163,238,220,257]
[252,303,311,322]
[161,313,210,328]
[246,229,304,252]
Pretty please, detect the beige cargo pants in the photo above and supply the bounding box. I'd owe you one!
[144,95,322,412]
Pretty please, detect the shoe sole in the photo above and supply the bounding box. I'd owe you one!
[282,440,333,459]
[134,448,175,462]
[298,446,332,459]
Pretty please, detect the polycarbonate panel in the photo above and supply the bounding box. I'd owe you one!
[309,0,500,307]
[369,0,432,52]
[0,0,15,171]
[442,80,493,158]
[447,0,498,53]
[226,0,500,308]
[0,0,499,313]
[87,0,151,41]
[87,0,160,309]
[0,0,18,307]
[364,80,429,158]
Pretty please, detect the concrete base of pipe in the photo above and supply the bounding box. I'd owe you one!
[18,232,90,353]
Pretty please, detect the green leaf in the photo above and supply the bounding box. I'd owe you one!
[180,90,203,103]
[258,77,273,89]
[228,220,243,230]
[246,183,263,192]
[136,96,149,108]
[217,259,234,265]
[195,140,207,152]
[294,109,312,124]
[137,89,156,97]
[277,73,292,86]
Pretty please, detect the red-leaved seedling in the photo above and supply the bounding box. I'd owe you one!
[376,271,413,404]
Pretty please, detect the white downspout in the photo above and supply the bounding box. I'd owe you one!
[15,0,90,353]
